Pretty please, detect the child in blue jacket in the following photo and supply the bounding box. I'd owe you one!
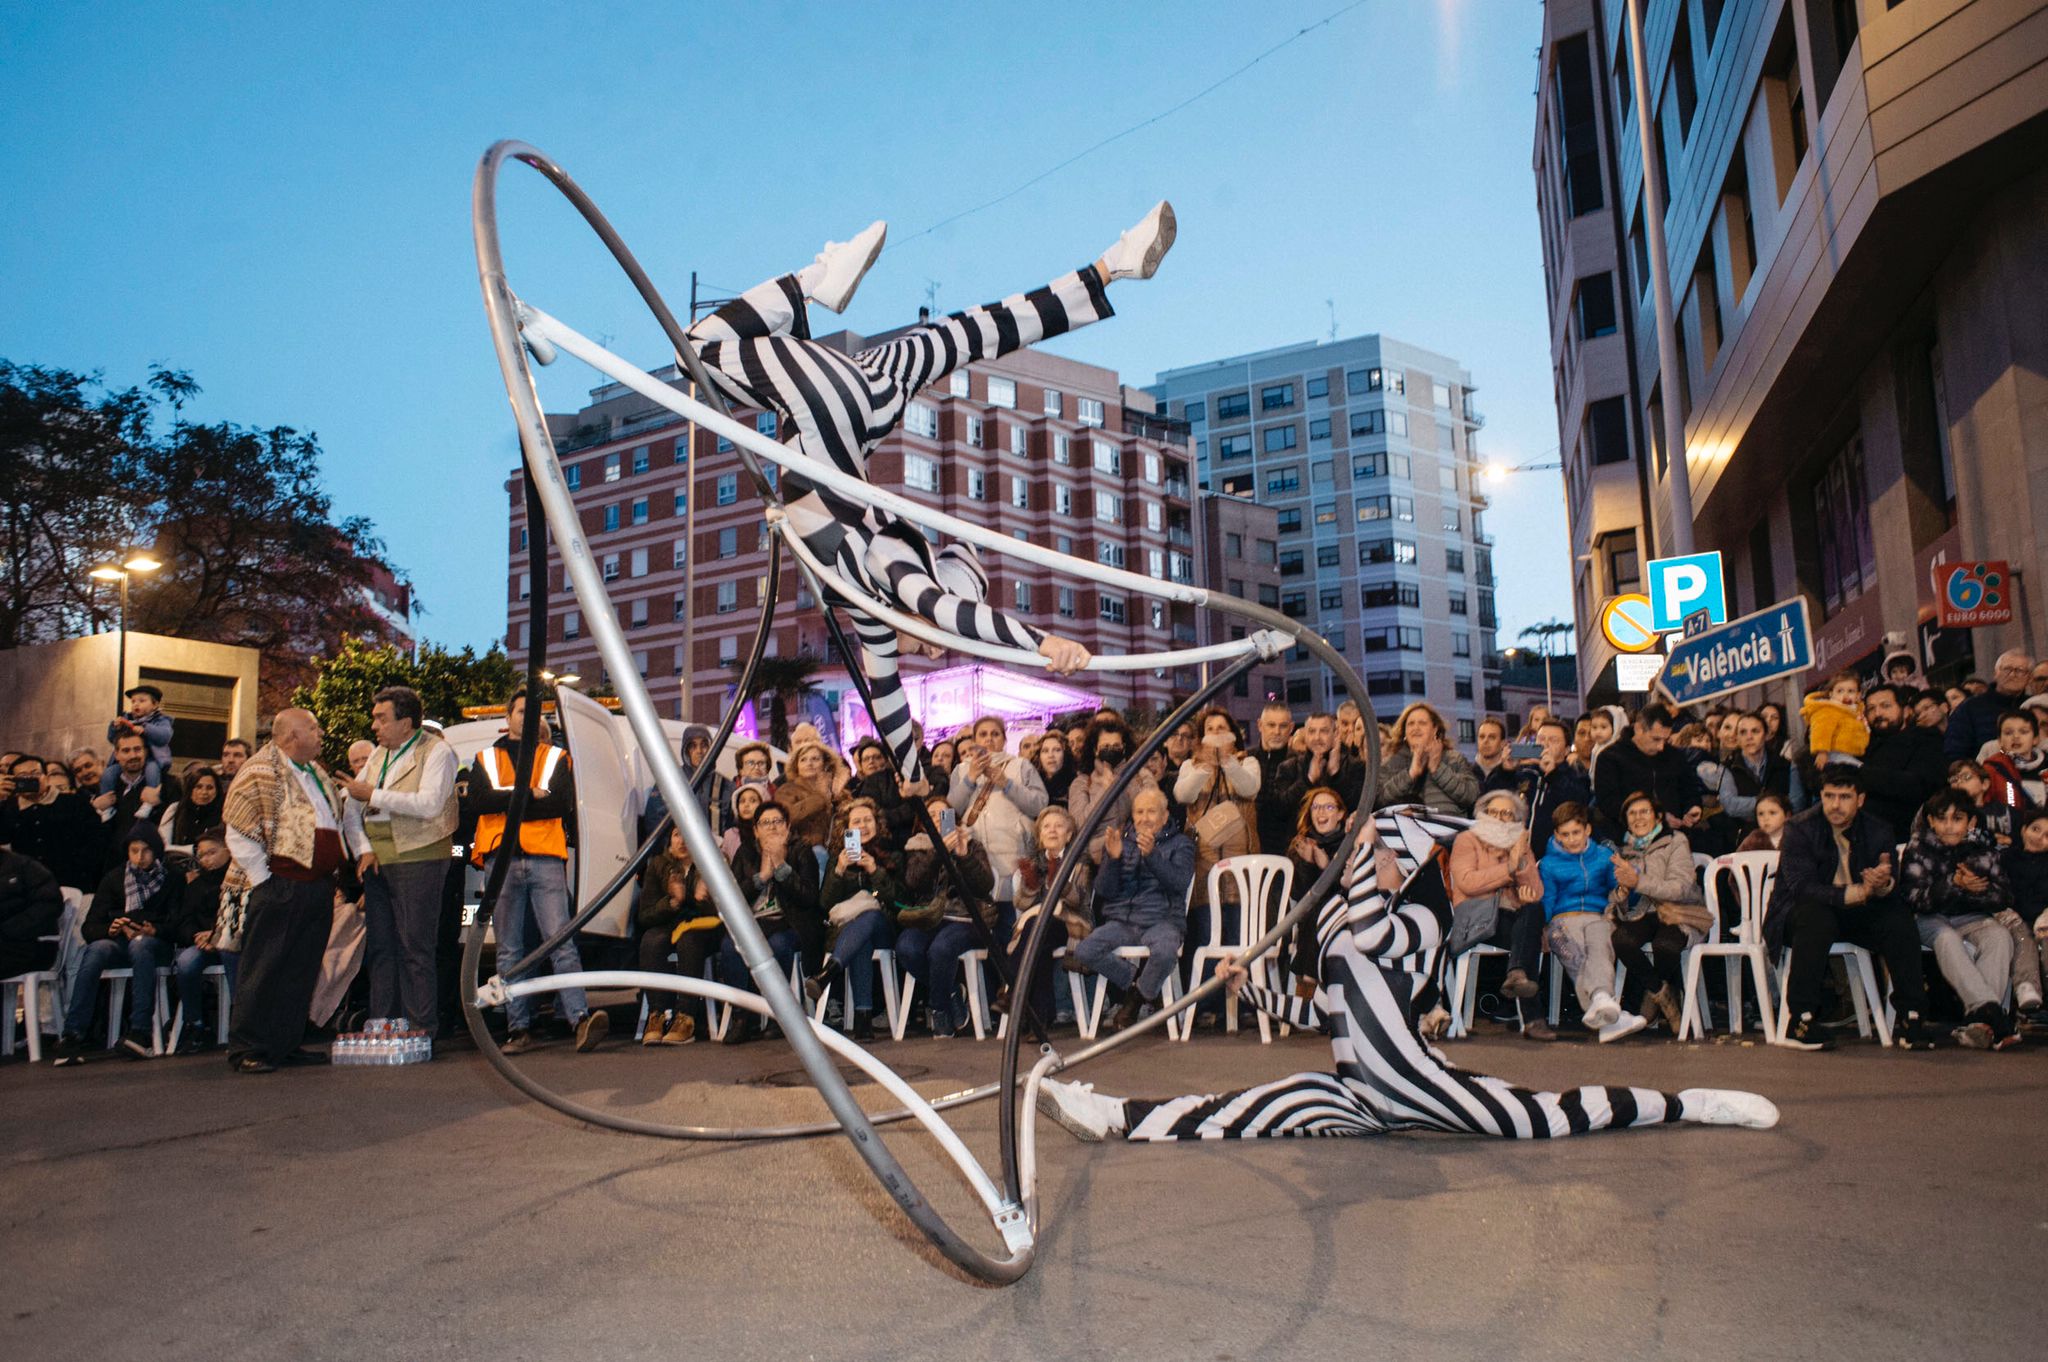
[1536,801,1645,1041]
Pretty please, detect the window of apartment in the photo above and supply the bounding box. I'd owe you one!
[632,445,650,475]
[1721,151,1758,304]
[1042,388,1063,418]
[1055,533,1074,554]
[603,504,620,532]
[1180,397,1204,423]
[1393,495,1414,522]
[1442,507,1461,532]
[1671,8,1698,139]
[1011,476,1029,508]
[1221,473,1254,497]
[1692,241,1723,373]
[630,597,649,627]
[1431,380,1451,410]
[518,527,527,551]
[1763,17,1807,203]
[1605,535,1642,594]
[1575,272,1617,340]
[1216,391,1250,421]
[1225,532,1242,556]
[716,473,738,506]
[1052,433,1071,464]
[1319,585,1345,611]
[631,497,649,525]
[1448,591,1469,616]
[1315,500,1337,525]
[673,490,687,517]
[1813,434,1877,616]
[1357,495,1392,523]
[1098,541,1127,569]
[1439,464,1459,493]
[906,401,939,439]
[986,375,1016,410]
[1008,423,1027,456]
[1057,586,1076,617]
[1093,440,1121,475]
[630,546,649,578]
[718,634,738,665]
[1309,417,1331,441]
[1142,452,1161,484]
[1145,500,1162,531]
[756,412,776,439]
[516,570,530,600]
[1096,491,1123,523]
[1013,580,1031,612]
[1552,33,1604,216]
[1098,594,1127,623]
[1280,591,1307,618]
[1453,630,1472,658]
[1257,583,1281,608]
[604,454,621,483]
[905,454,940,491]
[601,553,620,582]
[714,581,737,614]
[1306,375,1329,400]
[670,592,687,621]
[1388,411,1409,438]
[564,608,581,638]
[1261,384,1294,411]
[565,464,582,490]
[1255,538,1277,565]
[966,416,984,448]
[1279,548,1304,577]
[1586,395,1631,465]
[1277,508,1302,533]
[1317,545,1340,571]
[1362,583,1421,609]
[1054,484,1073,516]
[1218,433,1253,461]
[1266,466,1300,495]
[1445,546,1465,573]
[1350,409,1385,439]
[948,371,970,398]
[1076,396,1105,427]
[1147,547,1166,578]
[1261,425,1298,455]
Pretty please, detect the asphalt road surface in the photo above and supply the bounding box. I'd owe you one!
[5,1021,2041,1361]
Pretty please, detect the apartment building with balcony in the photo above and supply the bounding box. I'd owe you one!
[503,329,1282,734]
[1537,0,2048,704]
[1149,336,1501,742]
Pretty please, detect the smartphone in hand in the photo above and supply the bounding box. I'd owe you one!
[844,827,863,859]
[939,807,957,836]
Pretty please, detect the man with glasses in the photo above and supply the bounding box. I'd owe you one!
[1947,649,2032,761]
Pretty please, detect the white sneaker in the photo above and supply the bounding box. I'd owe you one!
[801,220,887,314]
[1036,1077,1128,1142]
[1597,1011,1647,1044]
[1583,991,1621,1030]
[1678,1087,1780,1129]
[1098,200,1177,282]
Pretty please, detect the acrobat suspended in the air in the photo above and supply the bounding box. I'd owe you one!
[1037,807,1781,1142]
[681,203,1178,786]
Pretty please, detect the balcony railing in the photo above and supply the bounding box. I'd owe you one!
[1122,406,1191,447]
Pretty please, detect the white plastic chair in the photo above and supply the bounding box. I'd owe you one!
[1187,855,1293,1042]
[1775,942,1893,1046]
[1,969,61,1062]
[809,944,917,1040]
[101,966,170,1054]
[166,963,233,1052]
[1069,876,1195,1042]
[1448,943,1511,1039]
[1681,852,1779,1040]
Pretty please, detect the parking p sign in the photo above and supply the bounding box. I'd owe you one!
[1647,551,1727,633]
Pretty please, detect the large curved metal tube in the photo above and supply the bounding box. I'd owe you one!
[474,140,1029,1284]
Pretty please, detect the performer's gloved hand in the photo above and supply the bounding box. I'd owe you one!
[1038,635,1091,675]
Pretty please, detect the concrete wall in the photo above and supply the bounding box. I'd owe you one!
[0,632,261,770]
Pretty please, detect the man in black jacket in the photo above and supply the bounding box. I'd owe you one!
[1272,713,1367,817]
[0,844,63,979]
[1249,702,1299,856]
[1516,718,1591,850]
[1763,767,1934,1050]
[1860,685,1946,836]
[1945,649,2030,760]
[1591,706,1702,839]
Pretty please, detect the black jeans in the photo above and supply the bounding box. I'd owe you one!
[1611,914,1688,1007]
[1784,898,1928,1020]
[637,926,721,1021]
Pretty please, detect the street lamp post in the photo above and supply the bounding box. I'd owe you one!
[88,555,162,713]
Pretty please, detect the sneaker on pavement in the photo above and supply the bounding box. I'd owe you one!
[1098,200,1176,283]
[1501,968,1538,1000]
[802,221,886,314]
[501,1028,537,1055]
[1597,1011,1647,1044]
[1953,1021,1996,1050]
[51,1033,86,1067]
[574,1010,610,1053]
[1583,991,1622,1030]
[1896,1011,1941,1051]
[1679,1088,1781,1129]
[1773,1011,1836,1051]
[662,1014,696,1045]
[119,1030,154,1060]
[1036,1077,1128,1142]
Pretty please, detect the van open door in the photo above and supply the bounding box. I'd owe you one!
[554,686,636,938]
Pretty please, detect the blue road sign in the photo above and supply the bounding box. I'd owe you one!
[1657,597,1813,708]
[1648,551,1727,632]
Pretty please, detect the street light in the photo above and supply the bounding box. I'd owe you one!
[88,554,162,713]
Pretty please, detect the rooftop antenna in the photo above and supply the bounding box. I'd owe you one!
[1325,298,1338,342]
[923,279,941,319]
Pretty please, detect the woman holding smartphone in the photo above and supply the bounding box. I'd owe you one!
[804,798,905,1040]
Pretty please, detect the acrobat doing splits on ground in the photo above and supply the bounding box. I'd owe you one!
[680,202,1177,784]
[1039,807,1781,1143]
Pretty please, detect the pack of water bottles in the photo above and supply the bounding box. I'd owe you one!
[332,1017,433,1066]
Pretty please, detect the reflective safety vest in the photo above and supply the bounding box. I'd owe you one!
[471,744,570,864]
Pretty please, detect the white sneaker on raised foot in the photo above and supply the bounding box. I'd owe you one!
[801,220,887,314]
[1597,1011,1647,1044]
[1678,1087,1780,1129]
[1098,200,1177,282]
[1583,991,1622,1030]
[1036,1077,1128,1142]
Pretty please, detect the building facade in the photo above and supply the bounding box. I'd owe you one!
[1150,336,1502,742]
[504,333,1286,736]
[1536,0,2048,706]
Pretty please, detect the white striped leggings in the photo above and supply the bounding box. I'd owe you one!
[1123,809,1689,1141]
[685,266,1114,782]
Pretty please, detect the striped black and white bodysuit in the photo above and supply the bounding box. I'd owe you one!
[1123,807,1689,1141]
[686,267,1114,781]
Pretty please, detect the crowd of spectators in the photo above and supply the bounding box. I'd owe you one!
[10,644,2048,1065]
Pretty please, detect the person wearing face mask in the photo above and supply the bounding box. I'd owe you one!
[1377,702,1480,817]
[1446,789,1549,1034]
[1066,714,1155,864]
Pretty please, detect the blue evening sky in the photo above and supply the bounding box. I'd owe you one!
[1,0,1569,655]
